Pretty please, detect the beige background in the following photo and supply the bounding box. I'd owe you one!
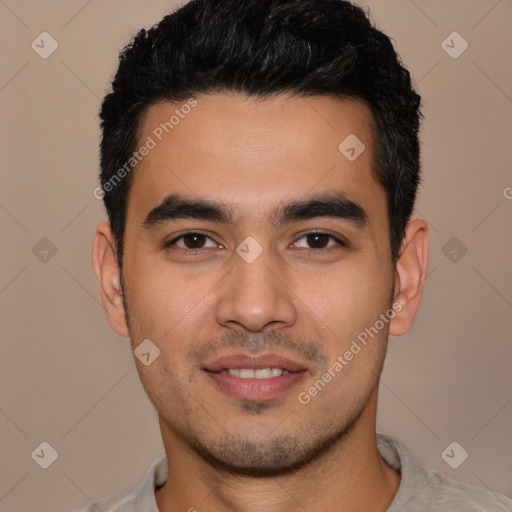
[1,1,511,511]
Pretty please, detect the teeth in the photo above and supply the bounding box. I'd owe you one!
[255,368,272,379]
[226,368,286,379]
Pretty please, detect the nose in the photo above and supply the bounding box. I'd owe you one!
[215,247,298,333]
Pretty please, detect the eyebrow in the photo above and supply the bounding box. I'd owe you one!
[142,191,369,231]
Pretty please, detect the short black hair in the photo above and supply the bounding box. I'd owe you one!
[99,0,423,270]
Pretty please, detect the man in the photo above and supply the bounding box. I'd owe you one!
[83,0,512,510]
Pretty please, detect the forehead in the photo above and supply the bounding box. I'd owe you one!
[126,93,386,232]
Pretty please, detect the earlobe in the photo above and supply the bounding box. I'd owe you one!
[388,219,429,337]
[91,221,130,337]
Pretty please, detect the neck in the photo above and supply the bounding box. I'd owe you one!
[155,393,400,512]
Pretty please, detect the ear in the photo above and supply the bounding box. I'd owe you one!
[91,221,129,337]
[388,218,429,336]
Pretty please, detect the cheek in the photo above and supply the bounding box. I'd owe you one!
[125,258,219,339]
[303,263,391,337]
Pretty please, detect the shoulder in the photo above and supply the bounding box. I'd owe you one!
[71,455,167,512]
[72,488,138,512]
[377,434,512,512]
[424,466,512,511]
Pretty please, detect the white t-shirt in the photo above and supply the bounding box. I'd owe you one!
[74,433,512,511]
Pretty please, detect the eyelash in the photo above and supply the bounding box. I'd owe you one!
[165,230,347,256]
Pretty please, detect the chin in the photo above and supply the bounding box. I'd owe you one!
[185,423,355,477]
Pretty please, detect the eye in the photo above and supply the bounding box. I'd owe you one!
[292,231,346,252]
[166,231,220,253]
[165,230,346,255]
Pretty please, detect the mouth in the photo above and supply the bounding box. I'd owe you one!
[202,353,308,401]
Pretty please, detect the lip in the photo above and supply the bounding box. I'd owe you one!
[202,353,308,401]
[202,353,308,373]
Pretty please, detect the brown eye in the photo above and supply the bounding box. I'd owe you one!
[293,231,345,251]
[166,232,218,251]
[180,233,208,249]
[305,233,330,249]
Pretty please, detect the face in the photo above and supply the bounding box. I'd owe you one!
[97,93,415,476]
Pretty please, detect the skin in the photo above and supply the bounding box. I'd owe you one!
[92,93,428,512]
